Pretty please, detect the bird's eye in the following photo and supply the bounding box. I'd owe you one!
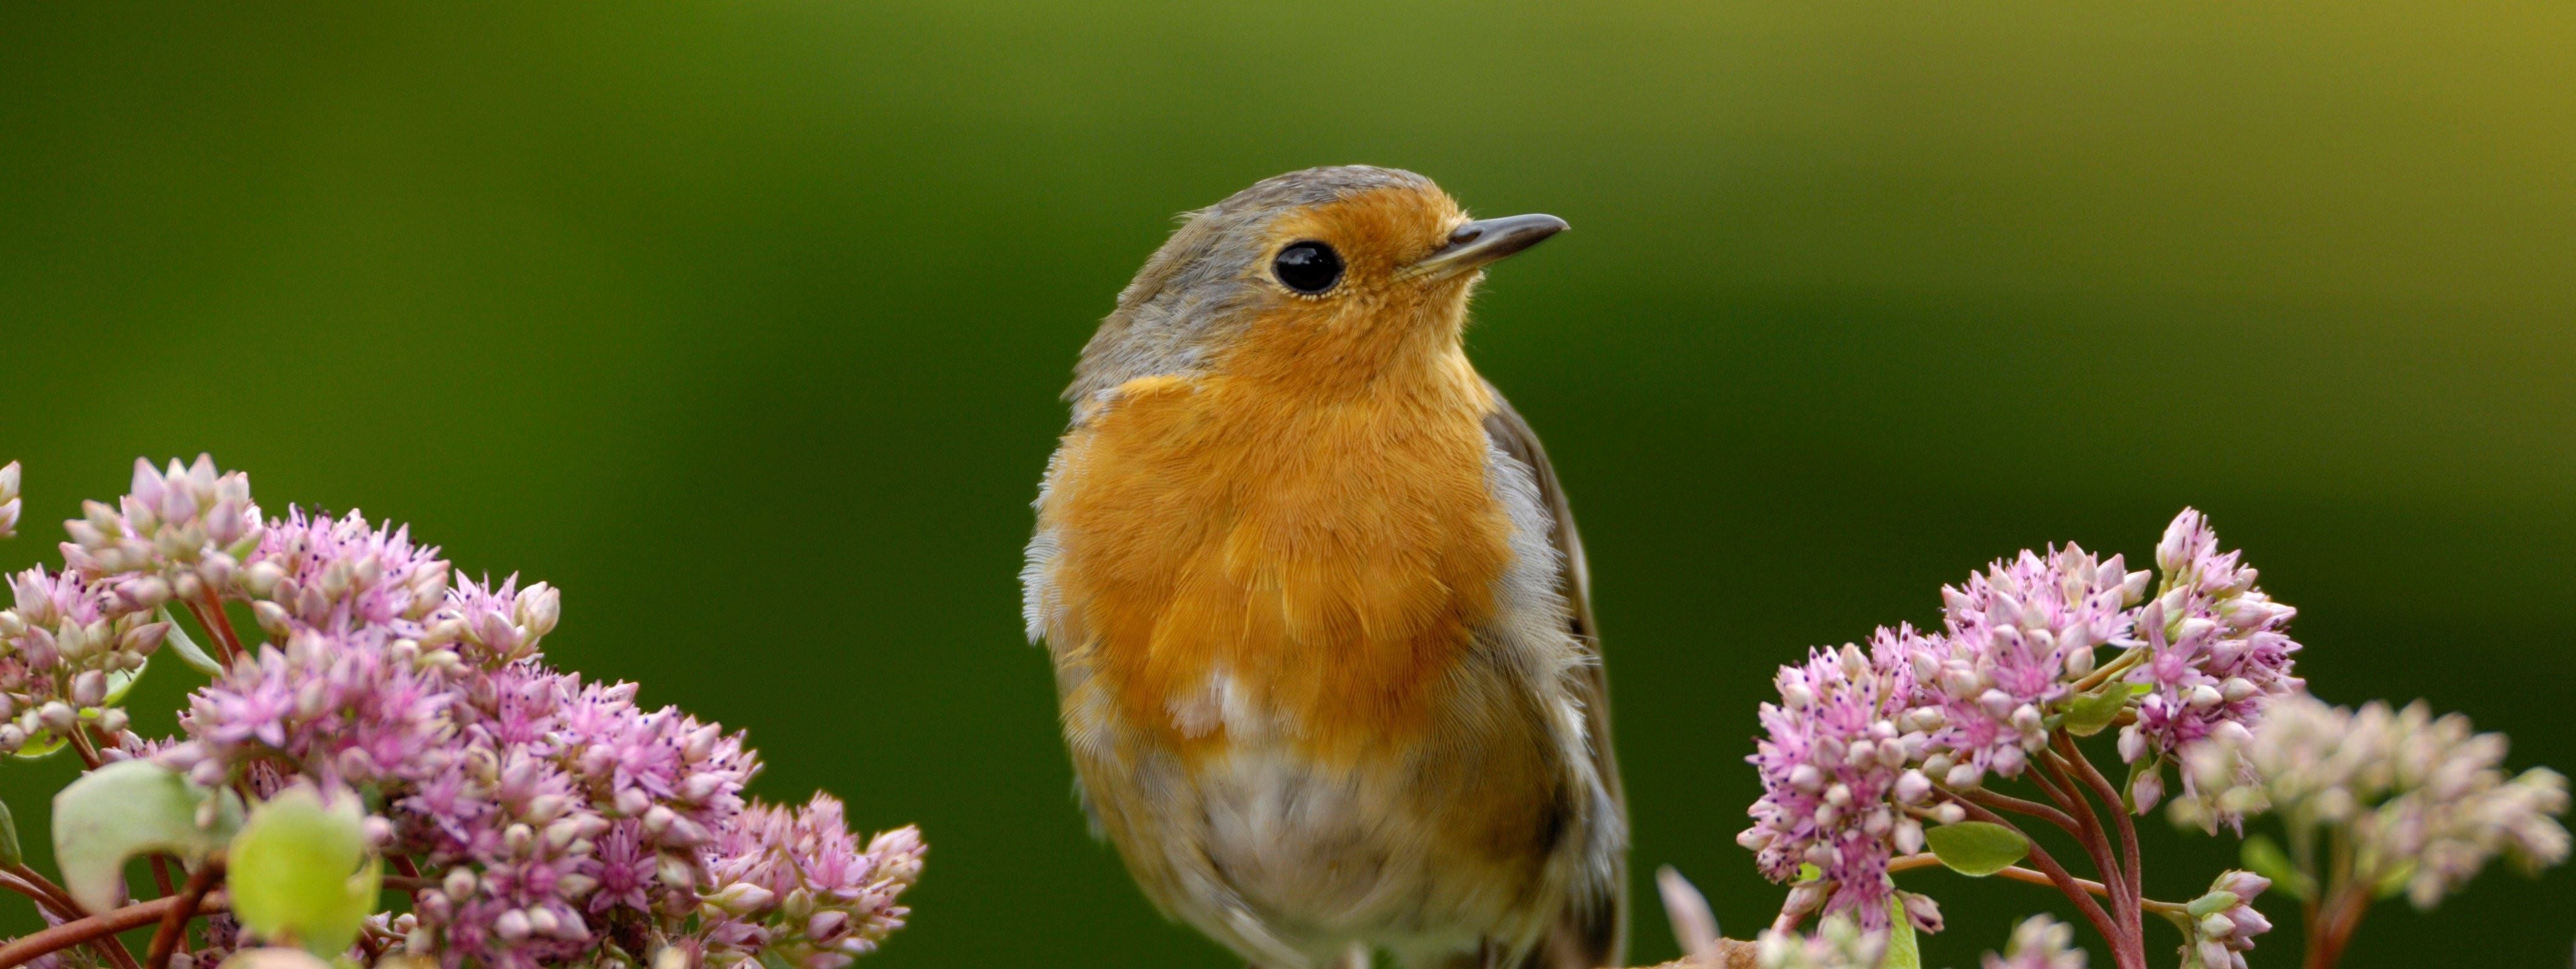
[1272,241,1343,295]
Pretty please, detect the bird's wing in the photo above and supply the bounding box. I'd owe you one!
[1483,385,1630,969]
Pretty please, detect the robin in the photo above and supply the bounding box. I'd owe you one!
[1023,166,1626,969]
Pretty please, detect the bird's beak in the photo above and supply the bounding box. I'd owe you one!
[1403,214,1569,281]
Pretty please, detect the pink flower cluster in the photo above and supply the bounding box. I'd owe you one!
[2119,510,2302,821]
[15,456,921,969]
[1740,510,2300,927]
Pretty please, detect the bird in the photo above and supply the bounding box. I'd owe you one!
[1022,166,1626,969]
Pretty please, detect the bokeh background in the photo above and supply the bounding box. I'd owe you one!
[4,2,2571,965]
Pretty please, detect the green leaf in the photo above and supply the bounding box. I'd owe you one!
[2129,682,2154,696]
[102,656,148,706]
[10,732,66,761]
[2059,686,2130,737]
[1922,821,2030,876]
[0,797,19,867]
[160,606,228,677]
[229,785,383,956]
[1881,898,1922,969]
[2240,834,2315,901]
[52,760,244,912]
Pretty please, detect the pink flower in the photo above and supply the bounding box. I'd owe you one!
[1741,634,1933,928]
[2119,510,2302,826]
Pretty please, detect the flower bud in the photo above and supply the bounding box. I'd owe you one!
[706,881,776,916]
[71,670,109,707]
[518,582,560,638]
[97,708,130,735]
[252,600,293,635]
[1893,770,1931,804]
[197,553,237,592]
[493,908,532,940]
[657,854,697,890]
[807,910,852,943]
[1897,890,1942,932]
[2130,768,2166,812]
[242,562,285,597]
[1788,764,1822,793]
[680,772,729,803]
[683,723,723,761]
[38,701,77,733]
[1894,817,1925,855]
[445,868,478,899]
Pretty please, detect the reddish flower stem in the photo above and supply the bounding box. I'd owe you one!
[145,861,223,969]
[146,858,177,901]
[4,866,89,923]
[1959,788,2085,838]
[1947,795,2138,969]
[2034,757,2130,916]
[186,593,245,665]
[0,894,229,969]
[2054,736,2147,931]
[1886,853,2115,897]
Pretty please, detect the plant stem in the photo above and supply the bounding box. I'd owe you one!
[145,861,223,969]
[186,594,245,665]
[147,858,178,901]
[2036,754,2135,937]
[2302,884,2369,969]
[1946,796,2135,967]
[5,866,88,922]
[2071,647,2147,693]
[67,726,103,769]
[2053,736,2147,933]
[0,894,229,969]
[1958,788,2086,838]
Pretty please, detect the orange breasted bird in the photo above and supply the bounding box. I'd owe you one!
[1023,166,1626,968]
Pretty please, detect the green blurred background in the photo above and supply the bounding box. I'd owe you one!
[3,1,2570,965]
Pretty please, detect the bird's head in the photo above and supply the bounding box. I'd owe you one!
[1070,166,1566,404]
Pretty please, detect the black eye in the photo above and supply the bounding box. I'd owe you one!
[1272,241,1343,295]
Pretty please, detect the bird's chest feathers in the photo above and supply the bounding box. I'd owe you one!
[1043,361,1513,760]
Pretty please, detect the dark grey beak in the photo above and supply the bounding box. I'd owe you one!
[1405,214,1569,280]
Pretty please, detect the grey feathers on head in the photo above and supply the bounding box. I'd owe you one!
[1067,166,1435,410]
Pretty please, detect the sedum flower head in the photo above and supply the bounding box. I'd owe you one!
[62,457,267,599]
[1911,545,2146,784]
[2177,693,2569,908]
[0,564,169,754]
[2120,510,2302,824]
[1741,509,2305,928]
[2180,870,2272,969]
[699,795,926,969]
[11,457,920,968]
[1741,634,1935,928]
